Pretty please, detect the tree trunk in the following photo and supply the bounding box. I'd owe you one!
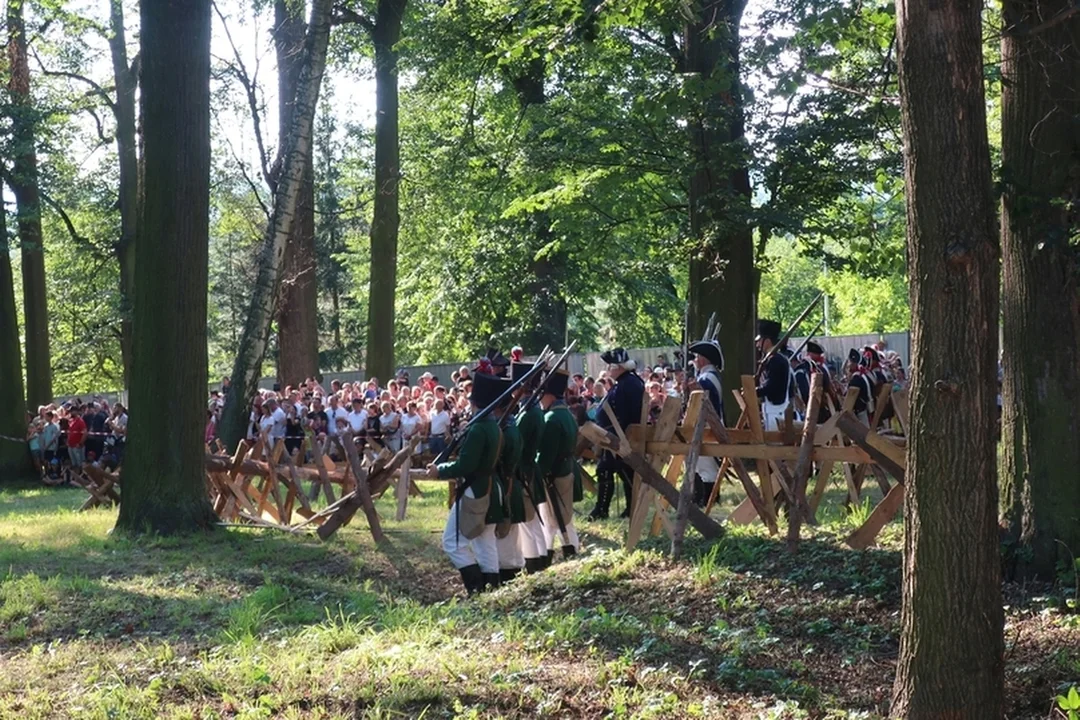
[365,0,407,382]
[114,0,216,534]
[109,0,139,390]
[6,0,52,408]
[999,0,1080,581]
[218,0,334,451]
[276,0,320,388]
[684,0,754,428]
[891,0,1004,715]
[0,191,32,480]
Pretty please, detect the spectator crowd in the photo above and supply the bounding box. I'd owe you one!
[22,342,918,485]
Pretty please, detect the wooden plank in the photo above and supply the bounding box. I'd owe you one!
[624,392,653,549]
[891,389,910,435]
[321,432,384,542]
[740,375,776,518]
[643,441,872,463]
[845,482,905,549]
[627,395,681,550]
[672,394,708,558]
[835,411,906,482]
[698,403,779,534]
[395,454,413,521]
[580,422,724,539]
[787,373,822,547]
[852,384,893,495]
[648,394,697,539]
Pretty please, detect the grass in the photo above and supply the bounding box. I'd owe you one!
[0,473,1076,719]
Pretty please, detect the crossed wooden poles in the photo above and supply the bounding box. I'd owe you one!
[578,374,909,551]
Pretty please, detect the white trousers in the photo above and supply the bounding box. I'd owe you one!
[497,525,525,569]
[519,513,546,559]
[695,455,720,484]
[762,401,790,432]
[538,474,579,551]
[442,488,499,573]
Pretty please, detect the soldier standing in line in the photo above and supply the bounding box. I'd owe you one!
[494,375,526,583]
[794,340,834,424]
[755,319,794,431]
[688,334,724,506]
[512,360,549,571]
[589,348,645,520]
[536,367,580,561]
[426,371,505,596]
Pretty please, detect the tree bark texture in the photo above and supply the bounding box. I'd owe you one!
[0,196,32,480]
[109,0,139,390]
[891,0,1004,715]
[276,0,320,387]
[115,0,216,534]
[365,0,407,382]
[999,0,1080,581]
[6,0,52,408]
[684,0,754,428]
[219,0,334,451]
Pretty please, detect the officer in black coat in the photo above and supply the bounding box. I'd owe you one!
[590,348,645,520]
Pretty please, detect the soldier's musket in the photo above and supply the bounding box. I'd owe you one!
[790,320,825,359]
[517,340,578,415]
[754,292,824,380]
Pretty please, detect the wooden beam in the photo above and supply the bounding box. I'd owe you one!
[319,432,384,542]
[580,422,723,539]
[672,394,708,559]
[845,482,905,549]
[740,375,776,518]
[628,395,681,549]
[643,441,872,463]
[698,403,779,534]
[787,373,822,548]
[835,411,906,482]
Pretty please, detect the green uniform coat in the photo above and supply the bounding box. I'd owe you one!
[517,403,545,503]
[436,414,504,523]
[535,404,578,478]
[498,419,525,523]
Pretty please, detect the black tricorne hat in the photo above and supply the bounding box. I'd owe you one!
[601,347,630,365]
[511,361,537,383]
[756,319,782,343]
[542,368,570,397]
[470,372,505,409]
[688,340,724,371]
[805,340,824,356]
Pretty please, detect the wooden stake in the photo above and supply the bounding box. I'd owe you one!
[787,373,822,549]
[672,396,708,559]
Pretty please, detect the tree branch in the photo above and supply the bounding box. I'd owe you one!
[212,0,274,189]
[332,5,375,32]
[39,190,112,259]
[32,57,116,112]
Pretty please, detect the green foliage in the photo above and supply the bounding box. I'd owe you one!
[1058,687,1080,720]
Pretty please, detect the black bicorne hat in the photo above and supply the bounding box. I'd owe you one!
[543,368,570,397]
[756,319,782,343]
[470,372,505,408]
[600,347,630,365]
[688,340,724,371]
[805,340,825,355]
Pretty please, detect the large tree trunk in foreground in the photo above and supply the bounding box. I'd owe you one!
[115,0,216,534]
[891,0,1004,715]
[109,0,139,390]
[7,0,52,408]
[684,0,754,427]
[218,0,333,451]
[999,0,1080,581]
[276,0,320,387]
[0,195,32,480]
[365,0,407,382]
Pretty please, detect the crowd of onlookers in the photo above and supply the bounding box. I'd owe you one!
[24,398,128,483]
[23,343,917,484]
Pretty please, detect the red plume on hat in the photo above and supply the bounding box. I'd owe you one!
[510,346,524,362]
[475,357,495,375]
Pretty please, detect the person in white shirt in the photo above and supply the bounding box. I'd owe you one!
[427,399,451,457]
[378,401,401,452]
[326,395,349,436]
[400,401,421,452]
[346,398,368,435]
[266,398,288,442]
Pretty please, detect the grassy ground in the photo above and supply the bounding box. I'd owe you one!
[0,477,1077,719]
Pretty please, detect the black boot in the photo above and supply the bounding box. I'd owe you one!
[562,545,576,559]
[500,567,521,584]
[546,549,555,568]
[693,473,705,507]
[483,572,501,591]
[588,471,612,520]
[619,469,634,518]
[458,564,484,597]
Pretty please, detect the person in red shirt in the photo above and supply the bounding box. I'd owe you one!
[67,412,87,469]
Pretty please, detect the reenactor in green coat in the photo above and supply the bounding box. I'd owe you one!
[494,376,526,583]
[426,371,504,595]
[536,367,580,561]
[513,361,548,572]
